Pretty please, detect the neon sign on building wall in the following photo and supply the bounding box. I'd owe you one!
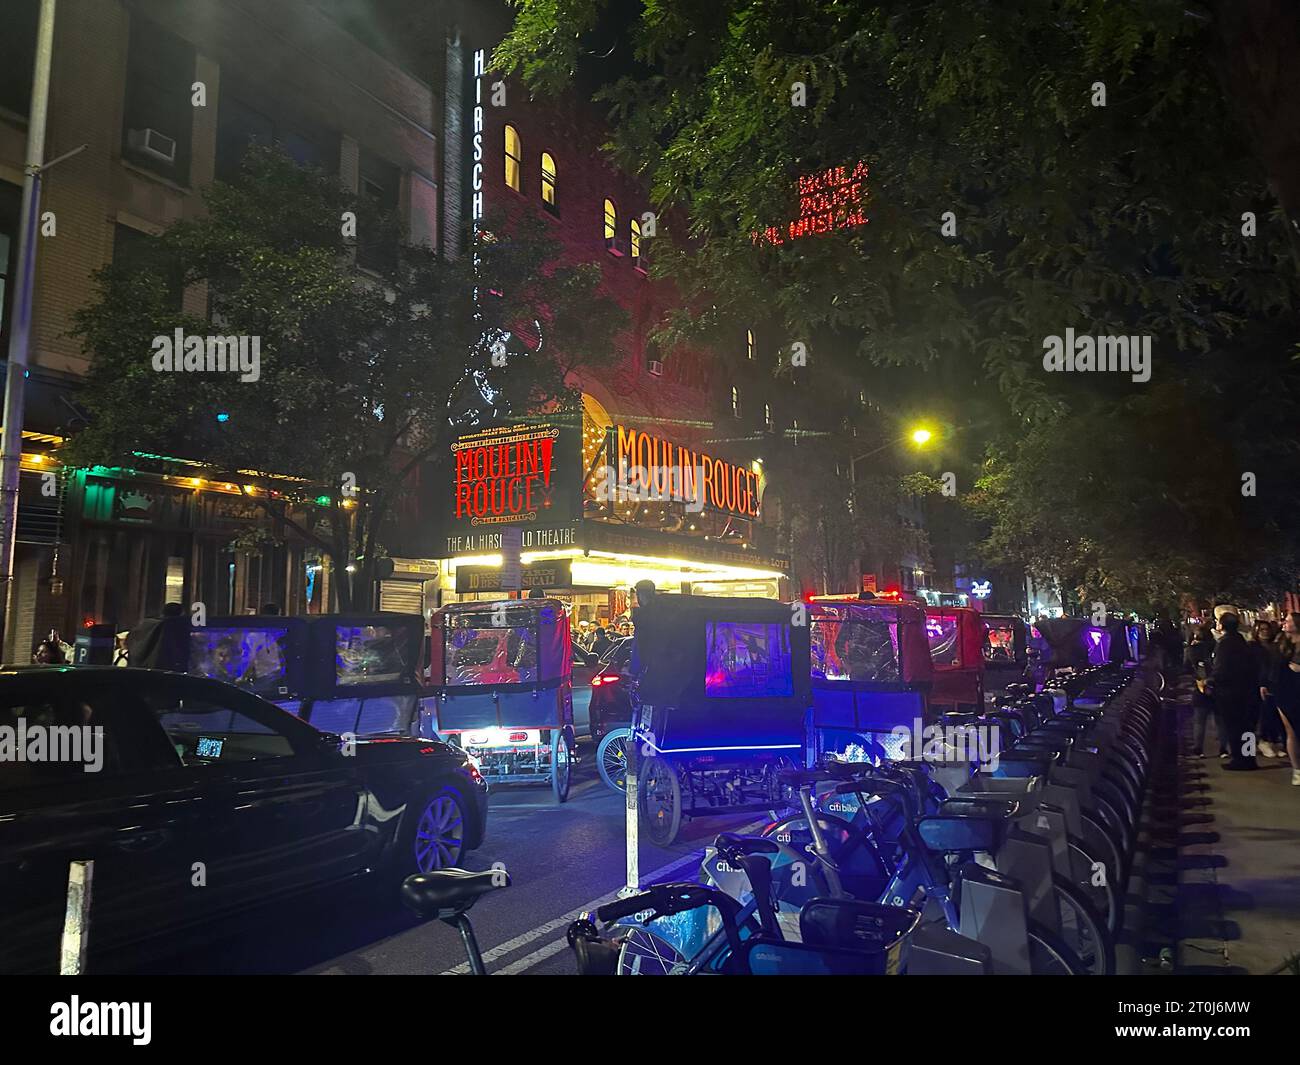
[754,162,869,245]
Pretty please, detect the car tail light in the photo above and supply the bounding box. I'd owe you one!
[509,731,529,743]
[465,761,484,784]
[591,676,602,686]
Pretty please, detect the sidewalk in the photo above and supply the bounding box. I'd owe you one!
[1169,678,1300,974]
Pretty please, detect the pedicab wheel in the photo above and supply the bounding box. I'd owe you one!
[639,756,682,847]
[597,727,632,793]
[552,728,573,803]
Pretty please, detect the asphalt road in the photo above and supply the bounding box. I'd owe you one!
[125,738,765,975]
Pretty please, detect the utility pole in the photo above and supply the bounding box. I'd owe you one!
[0,0,57,661]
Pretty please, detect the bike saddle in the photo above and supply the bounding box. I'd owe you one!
[401,868,509,920]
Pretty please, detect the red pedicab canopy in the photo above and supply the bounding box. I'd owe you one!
[808,597,934,687]
[429,598,572,690]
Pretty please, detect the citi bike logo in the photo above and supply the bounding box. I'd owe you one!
[151,328,261,382]
[0,716,104,773]
[889,717,1001,770]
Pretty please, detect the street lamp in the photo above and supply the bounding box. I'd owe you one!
[849,425,935,484]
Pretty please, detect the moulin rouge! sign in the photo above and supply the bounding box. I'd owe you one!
[453,423,563,527]
[754,162,869,245]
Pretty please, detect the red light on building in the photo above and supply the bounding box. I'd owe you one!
[754,162,869,246]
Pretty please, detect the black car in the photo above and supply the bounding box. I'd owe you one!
[0,666,488,974]
[588,638,634,741]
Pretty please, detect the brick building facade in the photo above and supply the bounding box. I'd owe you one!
[0,0,443,659]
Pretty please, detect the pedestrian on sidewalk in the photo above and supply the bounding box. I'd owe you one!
[1252,618,1285,758]
[1186,624,1223,758]
[1272,612,1300,786]
[1209,612,1260,770]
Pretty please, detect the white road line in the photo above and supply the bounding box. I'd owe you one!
[496,936,570,975]
[450,817,768,975]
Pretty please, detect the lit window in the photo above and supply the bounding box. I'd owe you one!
[859,388,867,406]
[504,125,521,191]
[792,418,799,446]
[764,403,772,428]
[732,386,741,418]
[604,198,617,246]
[630,217,641,261]
[747,329,755,360]
[540,151,557,209]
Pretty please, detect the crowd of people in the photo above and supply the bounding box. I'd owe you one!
[1152,610,1300,785]
[572,616,633,658]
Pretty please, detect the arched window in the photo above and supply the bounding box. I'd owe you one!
[731,386,741,418]
[540,151,557,210]
[630,217,642,262]
[504,125,521,191]
[747,329,755,360]
[603,198,617,248]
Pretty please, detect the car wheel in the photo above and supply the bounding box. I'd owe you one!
[400,785,468,878]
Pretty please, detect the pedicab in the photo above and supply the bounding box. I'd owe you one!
[979,613,1030,695]
[428,598,575,801]
[1124,622,1147,664]
[806,594,934,763]
[922,605,986,711]
[1035,617,1130,670]
[632,594,811,847]
[130,612,428,736]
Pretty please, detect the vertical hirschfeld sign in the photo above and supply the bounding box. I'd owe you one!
[471,48,485,231]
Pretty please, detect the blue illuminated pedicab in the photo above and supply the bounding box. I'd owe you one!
[428,598,575,801]
[806,594,934,764]
[632,595,811,847]
[132,612,428,735]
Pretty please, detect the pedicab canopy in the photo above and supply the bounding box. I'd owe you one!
[428,598,574,734]
[128,614,307,699]
[1034,617,1130,669]
[807,596,934,733]
[129,614,425,701]
[979,614,1028,670]
[429,598,571,689]
[923,606,986,710]
[632,594,811,752]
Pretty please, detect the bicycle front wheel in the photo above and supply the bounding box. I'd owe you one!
[1052,875,1115,975]
[1027,921,1088,975]
[617,926,689,975]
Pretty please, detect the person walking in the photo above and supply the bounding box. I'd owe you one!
[1185,624,1221,758]
[1210,612,1260,770]
[1252,619,1285,758]
[1273,612,1300,786]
